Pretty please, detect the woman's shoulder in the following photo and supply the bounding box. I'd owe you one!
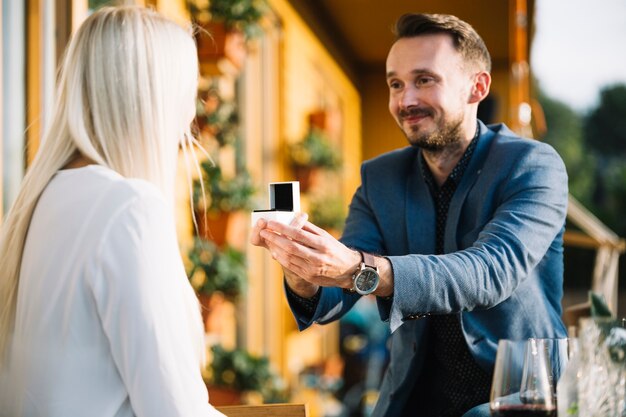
[56,164,165,205]
[49,165,170,234]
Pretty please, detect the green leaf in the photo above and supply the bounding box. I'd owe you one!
[567,402,578,415]
[187,238,246,301]
[288,128,342,170]
[589,291,614,318]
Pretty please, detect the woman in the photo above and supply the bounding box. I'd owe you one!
[0,6,224,416]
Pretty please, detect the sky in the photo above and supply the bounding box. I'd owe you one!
[531,0,626,112]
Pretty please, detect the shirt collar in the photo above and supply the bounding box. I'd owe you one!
[420,122,480,189]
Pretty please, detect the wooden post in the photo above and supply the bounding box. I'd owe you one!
[508,0,532,137]
[26,0,42,164]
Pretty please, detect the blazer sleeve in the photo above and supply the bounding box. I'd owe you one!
[388,143,568,332]
[89,189,224,417]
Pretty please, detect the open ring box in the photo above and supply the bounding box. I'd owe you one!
[251,181,300,226]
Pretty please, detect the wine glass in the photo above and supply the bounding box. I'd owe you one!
[490,338,572,417]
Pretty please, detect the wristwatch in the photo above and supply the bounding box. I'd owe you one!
[352,251,380,295]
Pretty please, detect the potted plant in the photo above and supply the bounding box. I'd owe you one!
[187,0,268,68]
[308,195,346,236]
[204,344,288,405]
[193,161,255,246]
[196,86,239,148]
[188,237,246,301]
[288,128,341,192]
[187,237,246,331]
[188,0,267,36]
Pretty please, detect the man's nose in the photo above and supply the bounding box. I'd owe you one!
[399,86,420,109]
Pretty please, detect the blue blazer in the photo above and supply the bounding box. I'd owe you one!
[288,122,568,416]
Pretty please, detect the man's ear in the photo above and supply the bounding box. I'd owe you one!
[469,71,491,104]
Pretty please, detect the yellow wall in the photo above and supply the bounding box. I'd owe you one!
[361,68,404,161]
[269,0,362,200]
[156,0,188,26]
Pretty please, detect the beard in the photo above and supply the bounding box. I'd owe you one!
[399,106,464,152]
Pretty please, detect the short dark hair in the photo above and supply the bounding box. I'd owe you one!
[393,13,491,72]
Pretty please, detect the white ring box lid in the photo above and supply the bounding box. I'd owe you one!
[251,181,300,226]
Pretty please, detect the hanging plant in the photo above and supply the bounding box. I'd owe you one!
[187,0,268,39]
[187,237,246,302]
[196,86,239,147]
[205,345,288,403]
[193,161,255,214]
[288,128,342,171]
[309,195,346,233]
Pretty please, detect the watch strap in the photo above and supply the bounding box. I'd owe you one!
[361,251,377,270]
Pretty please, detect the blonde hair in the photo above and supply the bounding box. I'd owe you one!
[0,6,204,367]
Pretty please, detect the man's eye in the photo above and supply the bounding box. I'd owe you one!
[417,77,434,86]
[389,81,402,89]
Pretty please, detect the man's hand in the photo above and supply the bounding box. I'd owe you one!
[251,215,394,298]
[250,214,320,297]
[258,220,362,290]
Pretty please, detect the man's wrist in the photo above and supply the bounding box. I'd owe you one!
[373,256,394,298]
[344,251,393,297]
[284,269,319,298]
[286,282,319,298]
[285,282,321,317]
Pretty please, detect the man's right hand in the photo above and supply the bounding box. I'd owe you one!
[250,213,319,298]
[249,213,307,249]
[283,268,320,298]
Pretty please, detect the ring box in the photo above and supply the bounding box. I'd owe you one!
[251,181,300,226]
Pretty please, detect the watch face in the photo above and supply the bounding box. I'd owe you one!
[355,267,379,295]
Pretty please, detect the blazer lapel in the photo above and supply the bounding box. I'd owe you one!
[406,153,436,255]
[444,122,497,253]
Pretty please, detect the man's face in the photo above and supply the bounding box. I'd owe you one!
[386,34,475,150]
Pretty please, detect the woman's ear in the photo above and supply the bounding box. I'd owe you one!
[469,71,491,104]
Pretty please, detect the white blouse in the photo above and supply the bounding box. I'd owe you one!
[0,165,223,417]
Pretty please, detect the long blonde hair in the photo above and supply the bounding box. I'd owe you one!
[0,6,202,367]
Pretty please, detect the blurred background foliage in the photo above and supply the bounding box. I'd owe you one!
[537,82,626,291]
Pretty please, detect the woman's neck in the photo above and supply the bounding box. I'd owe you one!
[62,154,96,170]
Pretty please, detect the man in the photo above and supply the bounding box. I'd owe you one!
[251,13,567,417]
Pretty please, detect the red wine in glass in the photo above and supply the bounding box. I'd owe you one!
[491,405,556,417]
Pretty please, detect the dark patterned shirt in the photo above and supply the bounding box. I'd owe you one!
[285,282,320,317]
[404,127,492,416]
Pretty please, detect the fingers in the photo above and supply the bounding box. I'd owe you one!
[264,238,309,278]
[262,232,347,287]
[261,229,320,274]
[289,212,308,229]
[250,213,311,249]
[261,227,313,263]
[249,218,268,248]
[302,221,329,237]
[255,216,354,289]
[265,220,325,250]
[267,239,345,287]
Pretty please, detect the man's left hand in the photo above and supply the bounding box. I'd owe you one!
[259,220,361,290]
